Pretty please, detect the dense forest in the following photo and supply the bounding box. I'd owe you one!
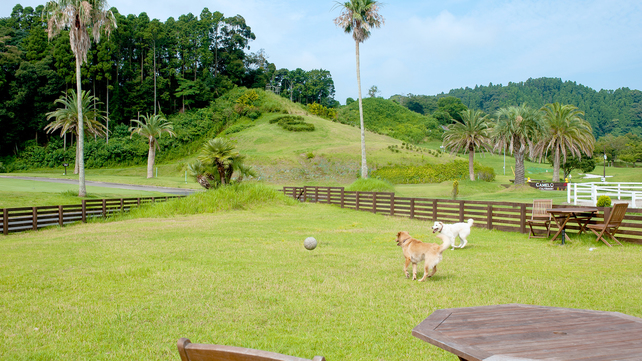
[0,4,336,157]
[394,78,642,138]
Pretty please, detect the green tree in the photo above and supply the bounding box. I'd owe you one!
[44,90,107,174]
[493,105,544,185]
[547,152,595,179]
[43,0,116,196]
[129,114,175,178]
[534,103,595,182]
[443,109,493,181]
[438,96,467,123]
[334,0,384,179]
[197,138,253,187]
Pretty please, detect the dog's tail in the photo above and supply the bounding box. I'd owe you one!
[467,218,474,226]
[436,233,452,254]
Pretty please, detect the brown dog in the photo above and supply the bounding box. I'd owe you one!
[395,231,452,282]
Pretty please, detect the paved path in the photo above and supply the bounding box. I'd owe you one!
[0,176,197,196]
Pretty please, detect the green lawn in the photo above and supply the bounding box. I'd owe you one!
[0,178,177,208]
[2,200,640,360]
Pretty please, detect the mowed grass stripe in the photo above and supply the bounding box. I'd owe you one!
[1,202,641,360]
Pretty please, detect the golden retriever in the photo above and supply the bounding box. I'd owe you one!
[395,231,452,282]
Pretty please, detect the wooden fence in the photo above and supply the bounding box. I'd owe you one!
[282,186,642,245]
[1,196,181,235]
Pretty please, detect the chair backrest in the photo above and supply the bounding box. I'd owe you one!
[605,202,628,227]
[177,338,326,361]
[531,199,553,219]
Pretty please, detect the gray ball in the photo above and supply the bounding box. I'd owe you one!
[304,237,317,250]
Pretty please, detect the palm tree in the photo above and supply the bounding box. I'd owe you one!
[443,109,493,181]
[493,105,545,185]
[198,138,240,186]
[43,0,117,196]
[192,138,256,189]
[534,103,595,182]
[334,0,384,179]
[129,114,176,178]
[45,90,107,174]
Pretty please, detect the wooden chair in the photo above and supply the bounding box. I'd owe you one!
[177,338,326,361]
[526,199,552,239]
[587,202,628,247]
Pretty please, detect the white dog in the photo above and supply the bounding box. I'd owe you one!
[432,219,474,250]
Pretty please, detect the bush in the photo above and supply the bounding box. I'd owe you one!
[269,115,314,132]
[475,165,496,182]
[371,160,471,184]
[596,195,612,207]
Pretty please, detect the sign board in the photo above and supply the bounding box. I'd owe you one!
[528,182,567,191]
[63,163,69,167]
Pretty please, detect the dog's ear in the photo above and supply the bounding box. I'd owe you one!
[397,231,401,237]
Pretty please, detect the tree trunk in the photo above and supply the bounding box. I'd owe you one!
[76,57,86,197]
[74,134,79,174]
[147,137,155,179]
[469,146,475,181]
[153,41,157,115]
[552,147,561,182]
[355,40,367,179]
[514,149,526,185]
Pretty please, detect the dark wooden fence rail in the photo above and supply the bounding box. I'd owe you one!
[1,196,181,235]
[283,186,642,245]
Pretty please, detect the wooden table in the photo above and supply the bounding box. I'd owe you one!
[547,207,598,245]
[412,304,642,361]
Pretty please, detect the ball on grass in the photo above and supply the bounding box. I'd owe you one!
[304,237,317,250]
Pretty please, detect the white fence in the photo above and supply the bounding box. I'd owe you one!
[567,182,642,207]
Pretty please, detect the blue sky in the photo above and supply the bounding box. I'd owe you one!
[4,0,642,104]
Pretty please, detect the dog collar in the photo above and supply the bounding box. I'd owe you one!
[400,237,411,244]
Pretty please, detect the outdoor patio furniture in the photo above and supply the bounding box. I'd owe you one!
[526,199,552,239]
[547,207,598,245]
[587,202,628,247]
[412,304,642,361]
[177,338,326,361]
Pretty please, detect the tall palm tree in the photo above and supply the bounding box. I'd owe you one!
[129,114,176,178]
[45,90,107,174]
[443,109,493,181]
[43,0,117,196]
[334,0,384,179]
[534,103,595,182]
[493,105,545,185]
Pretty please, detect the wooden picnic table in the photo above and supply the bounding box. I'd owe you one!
[412,304,642,361]
[547,207,598,245]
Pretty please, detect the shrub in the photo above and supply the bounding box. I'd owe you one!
[475,165,496,182]
[371,160,471,184]
[307,102,337,120]
[596,195,612,207]
[269,115,314,132]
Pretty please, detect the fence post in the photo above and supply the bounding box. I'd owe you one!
[137,197,141,207]
[356,192,360,211]
[327,188,331,204]
[372,193,377,214]
[102,199,107,218]
[390,194,395,216]
[432,200,438,221]
[519,204,526,233]
[486,204,493,230]
[2,209,7,235]
[340,188,345,208]
[567,183,571,204]
[410,199,415,219]
[591,184,597,206]
[82,200,87,223]
[618,183,621,200]
[120,198,124,212]
[59,205,63,227]
[32,207,37,231]
[573,183,578,205]
[459,201,465,222]
[315,187,319,203]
